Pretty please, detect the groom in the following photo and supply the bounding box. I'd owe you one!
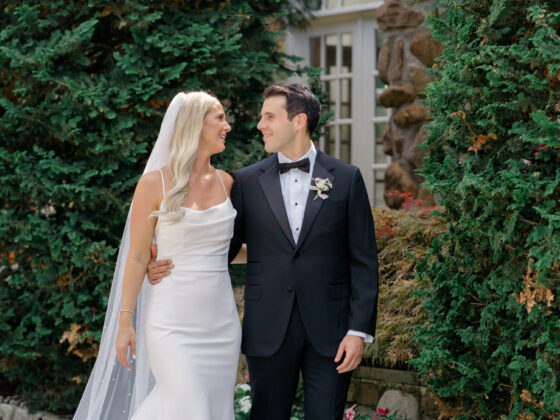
[148,84,378,419]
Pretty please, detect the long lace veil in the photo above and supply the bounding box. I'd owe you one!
[73,92,187,420]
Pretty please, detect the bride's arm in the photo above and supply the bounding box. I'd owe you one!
[116,171,161,370]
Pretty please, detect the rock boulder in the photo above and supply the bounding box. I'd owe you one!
[378,39,391,84]
[377,389,419,420]
[375,0,424,31]
[410,29,444,68]
[380,85,416,108]
[394,103,429,127]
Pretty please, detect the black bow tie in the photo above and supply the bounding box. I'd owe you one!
[278,158,310,174]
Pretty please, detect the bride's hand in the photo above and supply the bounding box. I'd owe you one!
[116,323,136,371]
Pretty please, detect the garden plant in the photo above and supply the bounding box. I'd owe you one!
[363,198,447,369]
[0,0,322,412]
[413,0,560,418]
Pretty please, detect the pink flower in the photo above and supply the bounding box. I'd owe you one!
[343,404,357,420]
[245,372,250,382]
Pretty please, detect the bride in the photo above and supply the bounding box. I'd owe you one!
[74,92,241,419]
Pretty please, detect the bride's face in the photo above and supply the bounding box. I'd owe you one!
[199,102,231,155]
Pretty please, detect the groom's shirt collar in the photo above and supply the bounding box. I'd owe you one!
[277,142,317,171]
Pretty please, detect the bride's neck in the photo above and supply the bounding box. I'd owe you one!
[190,153,213,177]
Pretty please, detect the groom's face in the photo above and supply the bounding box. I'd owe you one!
[257,95,297,154]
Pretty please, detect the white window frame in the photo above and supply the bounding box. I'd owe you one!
[310,0,383,14]
[286,3,390,205]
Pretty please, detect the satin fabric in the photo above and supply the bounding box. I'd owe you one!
[131,198,241,419]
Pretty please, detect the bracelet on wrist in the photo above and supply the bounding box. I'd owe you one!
[120,309,134,313]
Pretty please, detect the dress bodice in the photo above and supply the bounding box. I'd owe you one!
[154,199,236,272]
[154,169,236,272]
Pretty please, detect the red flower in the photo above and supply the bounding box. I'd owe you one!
[374,408,390,419]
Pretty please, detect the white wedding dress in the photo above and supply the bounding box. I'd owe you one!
[131,169,241,419]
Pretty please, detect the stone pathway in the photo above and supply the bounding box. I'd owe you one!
[0,395,428,420]
[0,400,376,420]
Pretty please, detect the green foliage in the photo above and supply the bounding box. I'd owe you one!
[413,0,560,418]
[0,0,320,412]
[363,206,447,368]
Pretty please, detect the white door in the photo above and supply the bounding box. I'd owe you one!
[286,1,390,205]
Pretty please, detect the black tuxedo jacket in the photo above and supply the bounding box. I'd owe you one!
[228,151,378,358]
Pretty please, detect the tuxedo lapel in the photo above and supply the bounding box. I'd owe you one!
[295,152,335,250]
[258,157,296,248]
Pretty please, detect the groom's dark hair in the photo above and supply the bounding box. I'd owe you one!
[263,83,321,136]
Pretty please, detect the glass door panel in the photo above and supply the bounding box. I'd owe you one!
[314,31,354,164]
[341,78,352,118]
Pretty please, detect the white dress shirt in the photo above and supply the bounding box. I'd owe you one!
[277,143,373,343]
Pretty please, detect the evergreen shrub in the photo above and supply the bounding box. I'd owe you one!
[0,0,319,412]
[413,0,560,418]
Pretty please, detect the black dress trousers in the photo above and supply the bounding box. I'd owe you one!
[246,298,353,420]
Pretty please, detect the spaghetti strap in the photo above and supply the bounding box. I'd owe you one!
[158,168,166,198]
[216,170,228,200]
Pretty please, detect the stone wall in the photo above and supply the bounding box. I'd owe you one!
[375,0,442,209]
[0,398,70,420]
[348,366,440,420]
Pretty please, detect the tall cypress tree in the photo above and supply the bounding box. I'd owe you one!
[0,0,316,412]
[414,0,560,418]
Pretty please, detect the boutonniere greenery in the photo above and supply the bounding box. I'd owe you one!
[309,177,333,200]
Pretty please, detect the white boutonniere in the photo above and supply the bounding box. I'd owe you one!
[309,177,332,200]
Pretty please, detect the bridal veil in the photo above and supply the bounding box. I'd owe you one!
[73,92,187,420]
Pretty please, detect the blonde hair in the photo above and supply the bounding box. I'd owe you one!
[154,91,219,222]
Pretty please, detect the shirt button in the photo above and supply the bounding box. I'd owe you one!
[287,286,294,292]
[296,228,299,231]
[295,179,298,182]
[295,202,298,206]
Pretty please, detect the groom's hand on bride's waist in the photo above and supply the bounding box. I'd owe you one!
[147,244,173,284]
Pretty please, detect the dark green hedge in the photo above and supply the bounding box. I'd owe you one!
[0,0,320,412]
[413,0,560,418]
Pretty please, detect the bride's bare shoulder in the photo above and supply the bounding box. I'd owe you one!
[135,168,166,200]
[140,169,163,187]
[218,169,234,194]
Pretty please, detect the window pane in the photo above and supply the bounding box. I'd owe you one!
[374,123,388,163]
[326,79,338,118]
[310,37,321,68]
[327,0,340,8]
[325,35,337,75]
[374,169,386,206]
[376,29,386,59]
[341,78,352,119]
[340,124,351,163]
[342,33,352,73]
[375,75,387,90]
[375,76,388,117]
[344,0,377,5]
[325,125,337,157]
[309,0,323,10]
